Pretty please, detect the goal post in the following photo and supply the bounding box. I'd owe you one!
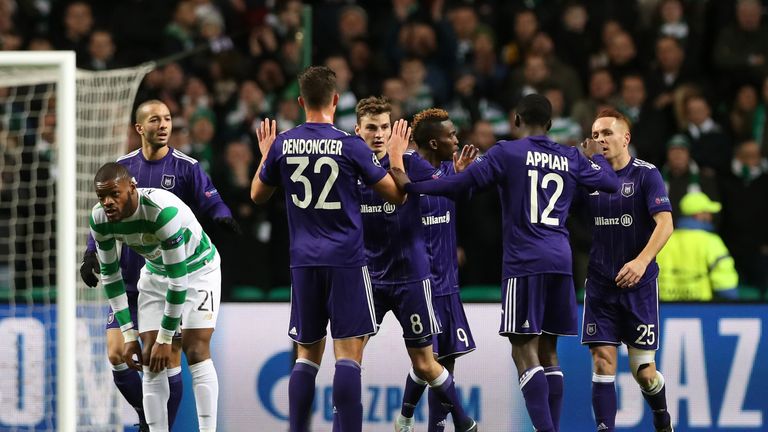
[0,51,153,432]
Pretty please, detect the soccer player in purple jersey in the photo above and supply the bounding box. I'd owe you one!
[79,100,236,431]
[249,67,408,432]
[409,107,480,432]
[354,98,478,432]
[580,109,674,432]
[389,94,620,432]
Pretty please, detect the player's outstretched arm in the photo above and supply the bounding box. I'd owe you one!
[578,139,620,193]
[250,118,278,204]
[615,211,674,288]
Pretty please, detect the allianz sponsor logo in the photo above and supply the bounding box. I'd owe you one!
[422,211,451,226]
[594,214,633,227]
[360,202,397,214]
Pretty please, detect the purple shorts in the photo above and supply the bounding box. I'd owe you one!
[106,291,139,330]
[500,274,577,336]
[431,293,476,359]
[289,266,377,344]
[581,278,660,350]
[372,279,441,348]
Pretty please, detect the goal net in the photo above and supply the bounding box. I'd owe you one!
[0,52,153,431]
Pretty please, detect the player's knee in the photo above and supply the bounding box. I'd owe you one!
[633,365,656,389]
[107,346,124,365]
[591,351,615,375]
[184,342,211,364]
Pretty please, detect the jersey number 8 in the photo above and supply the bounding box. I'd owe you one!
[287,156,341,209]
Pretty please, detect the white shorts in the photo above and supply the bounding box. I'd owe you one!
[137,252,221,333]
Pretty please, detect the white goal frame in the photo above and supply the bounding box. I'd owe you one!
[0,51,77,432]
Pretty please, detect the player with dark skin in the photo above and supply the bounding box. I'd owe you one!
[93,173,215,375]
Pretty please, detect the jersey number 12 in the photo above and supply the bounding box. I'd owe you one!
[528,170,564,226]
[287,156,341,209]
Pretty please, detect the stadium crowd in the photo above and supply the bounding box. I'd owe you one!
[3,0,768,299]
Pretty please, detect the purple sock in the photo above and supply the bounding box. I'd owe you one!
[519,366,554,432]
[112,366,146,424]
[544,366,564,431]
[427,389,448,432]
[429,369,473,430]
[333,359,363,432]
[592,374,617,432]
[641,372,671,429]
[401,369,428,418]
[167,367,183,429]
[289,360,319,432]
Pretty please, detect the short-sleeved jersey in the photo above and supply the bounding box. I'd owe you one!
[466,135,619,279]
[259,123,387,267]
[421,161,459,296]
[89,188,217,337]
[584,158,672,288]
[86,147,232,292]
[360,150,436,284]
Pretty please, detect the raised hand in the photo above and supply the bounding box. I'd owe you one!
[581,138,605,159]
[256,118,277,157]
[453,144,479,173]
[387,119,412,160]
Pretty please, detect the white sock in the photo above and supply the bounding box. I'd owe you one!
[142,366,170,432]
[189,359,219,431]
[167,366,182,378]
[111,362,129,372]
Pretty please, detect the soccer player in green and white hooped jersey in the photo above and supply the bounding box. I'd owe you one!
[89,162,220,432]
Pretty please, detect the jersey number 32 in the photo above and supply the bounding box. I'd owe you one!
[287,156,341,209]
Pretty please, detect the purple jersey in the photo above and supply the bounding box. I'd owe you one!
[259,123,387,267]
[584,158,672,288]
[86,147,232,292]
[421,161,460,296]
[360,150,436,283]
[466,136,619,279]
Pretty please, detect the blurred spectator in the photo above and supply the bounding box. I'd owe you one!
[381,77,407,121]
[399,57,435,118]
[500,9,538,68]
[649,0,704,70]
[572,68,619,135]
[52,1,92,60]
[617,74,673,166]
[185,109,216,173]
[684,94,732,175]
[338,5,368,51]
[605,31,642,84]
[755,75,768,152]
[501,53,552,111]
[470,120,497,153]
[448,3,481,68]
[713,0,768,90]
[164,0,197,55]
[79,29,118,70]
[324,55,357,133]
[544,86,581,147]
[529,31,582,107]
[589,19,625,71]
[720,140,768,297]
[657,192,739,301]
[661,134,720,220]
[729,83,760,142]
[554,1,592,84]
[224,80,266,141]
[646,36,698,113]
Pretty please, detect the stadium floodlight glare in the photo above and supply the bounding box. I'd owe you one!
[0,51,152,432]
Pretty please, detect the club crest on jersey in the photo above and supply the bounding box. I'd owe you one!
[621,182,635,197]
[586,323,597,336]
[161,174,176,189]
[371,154,382,167]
